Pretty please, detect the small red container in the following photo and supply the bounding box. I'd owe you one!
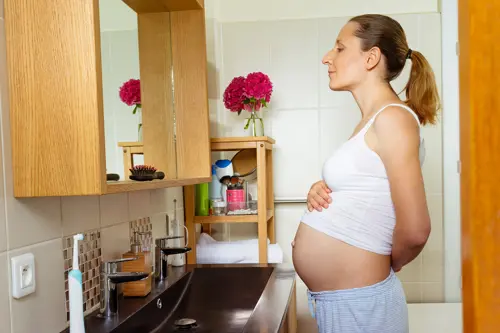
[226,189,246,211]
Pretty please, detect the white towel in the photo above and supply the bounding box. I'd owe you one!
[196,233,283,264]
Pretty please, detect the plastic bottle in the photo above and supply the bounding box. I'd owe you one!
[195,183,209,216]
[209,164,222,200]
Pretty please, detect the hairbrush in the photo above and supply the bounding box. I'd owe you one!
[129,165,157,181]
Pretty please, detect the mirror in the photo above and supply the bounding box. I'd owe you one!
[98,0,176,182]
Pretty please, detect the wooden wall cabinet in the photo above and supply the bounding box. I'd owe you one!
[4,0,211,197]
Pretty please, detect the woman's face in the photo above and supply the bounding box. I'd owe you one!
[322,22,368,91]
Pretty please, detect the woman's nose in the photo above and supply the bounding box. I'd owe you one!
[322,50,333,65]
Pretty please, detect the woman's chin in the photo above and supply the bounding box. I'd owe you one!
[329,82,347,91]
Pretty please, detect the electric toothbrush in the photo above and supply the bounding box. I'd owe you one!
[69,234,85,333]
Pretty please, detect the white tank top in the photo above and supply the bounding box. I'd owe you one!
[301,104,425,255]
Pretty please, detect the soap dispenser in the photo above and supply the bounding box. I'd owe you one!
[122,231,152,297]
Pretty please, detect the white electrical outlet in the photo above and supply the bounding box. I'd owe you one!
[11,253,36,299]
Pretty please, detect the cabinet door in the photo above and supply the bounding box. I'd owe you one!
[5,0,106,197]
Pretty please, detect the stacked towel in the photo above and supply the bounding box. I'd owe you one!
[196,233,284,264]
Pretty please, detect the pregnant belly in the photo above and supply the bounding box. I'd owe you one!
[292,222,391,292]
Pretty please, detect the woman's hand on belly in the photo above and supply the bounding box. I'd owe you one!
[307,180,332,212]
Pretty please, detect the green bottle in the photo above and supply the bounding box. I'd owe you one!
[195,183,210,216]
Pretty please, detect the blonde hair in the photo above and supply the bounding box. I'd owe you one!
[349,14,440,125]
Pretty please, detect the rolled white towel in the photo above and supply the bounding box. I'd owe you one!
[196,233,284,264]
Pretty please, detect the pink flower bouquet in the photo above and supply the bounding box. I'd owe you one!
[223,72,273,115]
[119,79,141,114]
[223,72,273,136]
[119,78,142,138]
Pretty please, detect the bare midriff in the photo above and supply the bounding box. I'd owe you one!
[292,222,391,292]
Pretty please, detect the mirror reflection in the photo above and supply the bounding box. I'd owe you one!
[99,0,142,180]
[99,0,176,181]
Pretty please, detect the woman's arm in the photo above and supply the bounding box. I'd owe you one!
[373,106,431,272]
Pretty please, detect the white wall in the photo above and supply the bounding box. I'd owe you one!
[216,0,439,22]
[441,0,461,303]
[99,0,137,31]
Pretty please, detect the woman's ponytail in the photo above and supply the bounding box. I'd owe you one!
[403,50,440,125]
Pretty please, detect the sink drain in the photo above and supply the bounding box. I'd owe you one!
[174,318,197,330]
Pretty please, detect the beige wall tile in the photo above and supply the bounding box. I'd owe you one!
[422,250,444,283]
[61,196,100,236]
[275,204,306,263]
[217,0,439,22]
[150,189,168,215]
[396,254,422,283]
[270,20,319,110]
[271,109,320,199]
[99,193,129,227]
[128,191,151,220]
[402,282,422,303]
[422,282,444,303]
[101,222,130,262]
[151,214,168,241]
[228,223,258,241]
[421,124,443,195]
[166,187,183,214]
[9,240,66,333]
[423,194,444,283]
[6,197,62,250]
[208,224,228,241]
[0,252,11,333]
[426,194,444,253]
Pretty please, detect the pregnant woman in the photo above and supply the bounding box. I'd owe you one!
[292,14,440,333]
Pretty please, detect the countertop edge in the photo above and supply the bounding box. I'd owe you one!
[243,265,297,333]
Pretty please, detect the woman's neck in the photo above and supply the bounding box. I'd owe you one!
[351,79,400,120]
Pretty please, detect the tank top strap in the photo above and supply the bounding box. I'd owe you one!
[364,103,421,131]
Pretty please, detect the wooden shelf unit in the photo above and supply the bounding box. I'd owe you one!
[185,136,276,264]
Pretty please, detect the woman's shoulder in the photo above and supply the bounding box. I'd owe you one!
[372,104,420,137]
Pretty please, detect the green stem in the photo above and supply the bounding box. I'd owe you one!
[252,114,257,136]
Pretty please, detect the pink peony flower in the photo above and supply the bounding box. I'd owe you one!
[119,79,141,106]
[223,76,246,113]
[243,72,273,102]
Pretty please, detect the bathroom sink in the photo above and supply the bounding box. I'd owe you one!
[113,266,274,333]
[66,264,296,333]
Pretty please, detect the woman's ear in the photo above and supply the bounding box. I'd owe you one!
[365,46,382,70]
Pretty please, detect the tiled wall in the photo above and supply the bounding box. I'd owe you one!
[0,6,185,333]
[205,0,444,312]
[0,187,182,333]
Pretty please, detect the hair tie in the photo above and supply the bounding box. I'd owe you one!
[406,49,413,60]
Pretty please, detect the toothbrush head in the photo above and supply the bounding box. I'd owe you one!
[73,234,84,241]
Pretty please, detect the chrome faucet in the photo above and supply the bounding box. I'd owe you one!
[154,237,191,280]
[99,257,148,317]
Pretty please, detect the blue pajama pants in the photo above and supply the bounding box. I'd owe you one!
[307,270,409,333]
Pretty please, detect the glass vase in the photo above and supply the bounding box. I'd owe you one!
[135,106,143,142]
[244,110,264,137]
